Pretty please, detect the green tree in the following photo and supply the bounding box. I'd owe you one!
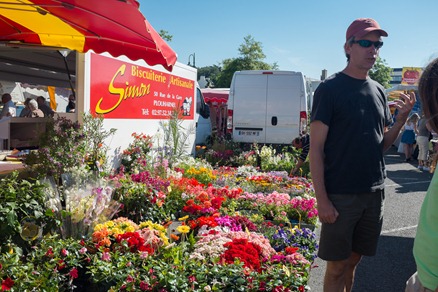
[197,65,221,87]
[369,56,393,89]
[158,30,173,42]
[214,35,278,88]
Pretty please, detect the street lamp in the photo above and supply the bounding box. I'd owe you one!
[188,53,196,67]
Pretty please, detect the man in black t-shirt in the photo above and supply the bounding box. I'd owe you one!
[309,18,416,292]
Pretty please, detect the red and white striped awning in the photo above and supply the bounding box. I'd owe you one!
[0,0,177,71]
[201,88,229,105]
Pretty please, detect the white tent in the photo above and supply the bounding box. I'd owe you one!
[0,80,72,112]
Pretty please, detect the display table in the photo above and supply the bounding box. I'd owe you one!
[0,117,51,150]
[0,161,25,177]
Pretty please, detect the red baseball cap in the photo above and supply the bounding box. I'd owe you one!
[346,18,388,41]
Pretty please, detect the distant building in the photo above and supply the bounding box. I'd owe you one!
[390,68,403,86]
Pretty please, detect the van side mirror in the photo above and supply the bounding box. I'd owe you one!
[200,103,210,119]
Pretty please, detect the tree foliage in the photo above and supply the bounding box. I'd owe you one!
[158,30,173,42]
[197,65,221,87]
[212,35,278,88]
[369,56,393,89]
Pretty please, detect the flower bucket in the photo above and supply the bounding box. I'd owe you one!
[289,220,316,231]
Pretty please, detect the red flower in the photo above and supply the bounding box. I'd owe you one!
[187,220,198,229]
[116,232,147,253]
[45,247,54,258]
[273,286,291,292]
[69,267,79,279]
[211,197,225,209]
[220,238,262,271]
[1,278,14,291]
[188,275,196,283]
[284,246,299,255]
[139,244,154,255]
[57,259,66,270]
[196,216,219,228]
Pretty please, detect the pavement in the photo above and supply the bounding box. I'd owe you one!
[307,146,433,291]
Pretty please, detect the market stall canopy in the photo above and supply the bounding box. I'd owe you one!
[386,84,417,101]
[0,0,177,71]
[386,84,417,93]
[201,88,229,105]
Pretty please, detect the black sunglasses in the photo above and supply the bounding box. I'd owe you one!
[351,39,384,49]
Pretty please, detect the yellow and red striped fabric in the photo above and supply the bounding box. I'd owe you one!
[0,0,177,71]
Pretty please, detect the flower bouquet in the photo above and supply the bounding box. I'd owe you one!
[45,174,122,239]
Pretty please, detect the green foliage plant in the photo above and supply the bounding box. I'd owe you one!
[157,107,194,166]
[0,171,59,253]
[24,116,86,183]
[24,113,116,182]
[120,132,154,174]
[1,235,89,291]
[81,113,117,173]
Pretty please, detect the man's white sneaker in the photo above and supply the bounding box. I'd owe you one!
[423,167,430,171]
[418,165,423,170]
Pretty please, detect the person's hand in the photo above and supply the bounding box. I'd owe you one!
[317,198,339,224]
[394,91,416,123]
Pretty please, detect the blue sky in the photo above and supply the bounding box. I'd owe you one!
[140,0,438,80]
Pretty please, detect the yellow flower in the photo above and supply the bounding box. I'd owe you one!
[139,221,166,233]
[176,225,190,234]
[159,233,170,246]
[178,215,189,221]
[125,225,136,233]
[111,227,123,235]
[94,223,104,231]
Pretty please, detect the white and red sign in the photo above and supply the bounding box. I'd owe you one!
[89,54,195,120]
[401,67,422,86]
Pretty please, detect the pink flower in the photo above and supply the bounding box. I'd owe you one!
[140,281,150,290]
[101,251,111,261]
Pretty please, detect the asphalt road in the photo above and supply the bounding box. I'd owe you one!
[308,146,433,292]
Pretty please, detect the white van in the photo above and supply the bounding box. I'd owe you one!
[226,70,308,145]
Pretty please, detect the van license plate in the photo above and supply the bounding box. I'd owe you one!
[238,131,260,136]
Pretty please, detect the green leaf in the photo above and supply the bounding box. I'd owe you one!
[6,211,18,228]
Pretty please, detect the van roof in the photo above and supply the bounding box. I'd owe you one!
[235,70,303,75]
